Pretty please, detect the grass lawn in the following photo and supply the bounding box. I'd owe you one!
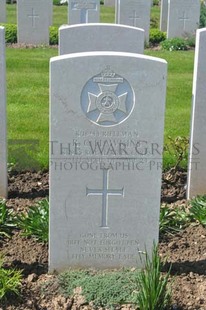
[5,4,195,169]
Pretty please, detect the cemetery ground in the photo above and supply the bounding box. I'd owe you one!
[1,3,206,310]
[1,47,206,310]
[1,168,206,310]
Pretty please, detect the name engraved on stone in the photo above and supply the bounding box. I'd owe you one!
[81,66,135,127]
[86,169,124,228]
[179,11,189,30]
[71,0,97,23]
[129,10,141,27]
[27,8,39,28]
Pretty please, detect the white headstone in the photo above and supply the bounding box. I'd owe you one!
[49,0,53,25]
[160,0,168,32]
[0,27,7,198]
[0,0,6,23]
[17,0,52,45]
[49,51,167,272]
[68,0,100,25]
[116,0,151,42]
[104,0,115,6]
[59,24,145,55]
[187,28,206,199]
[167,0,200,39]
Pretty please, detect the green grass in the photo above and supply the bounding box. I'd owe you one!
[0,199,16,239]
[4,4,195,170]
[16,198,49,242]
[0,257,22,300]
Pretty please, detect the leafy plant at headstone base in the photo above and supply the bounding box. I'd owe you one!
[133,244,172,310]
[59,269,138,309]
[17,198,49,242]
[0,256,22,300]
[189,195,206,226]
[0,23,17,44]
[161,38,188,51]
[159,204,190,235]
[184,34,196,48]
[0,199,16,240]
[50,26,58,45]
[150,16,159,29]
[164,136,189,171]
[200,2,206,28]
[149,29,166,46]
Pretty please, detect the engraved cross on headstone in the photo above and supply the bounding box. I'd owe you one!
[129,10,141,27]
[179,11,189,31]
[71,1,97,23]
[86,169,124,228]
[28,8,39,28]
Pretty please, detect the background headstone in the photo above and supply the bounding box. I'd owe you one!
[167,0,200,39]
[49,51,167,272]
[49,0,53,25]
[160,0,168,32]
[68,0,100,25]
[0,27,7,198]
[17,0,51,45]
[187,28,206,199]
[0,0,6,23]
[104,0,115,6]
[59,23,145,55]
[116,0,151,42]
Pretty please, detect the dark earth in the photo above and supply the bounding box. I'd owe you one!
[0,169,206,310]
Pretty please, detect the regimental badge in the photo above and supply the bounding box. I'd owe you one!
[81,66,135,127]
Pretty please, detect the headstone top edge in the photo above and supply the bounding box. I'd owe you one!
[196,28,206,35]
[59,23,145,32]
[50,51,168,65]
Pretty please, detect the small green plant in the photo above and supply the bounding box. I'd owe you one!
[185,35,196,48]
[150,16,159,29]
[49,26,58,45]
[200,2,206,28]
[160,204,189,235]
[0,200,16,239]
[59,269,138,308]
[161,38,188,51]
[134,244,171,310]
[17,198,49,242]
[0,257,22,300]
[0,23,17,44]
[190,195,206,226]
[149,29,166,45]
[164,136,189,170]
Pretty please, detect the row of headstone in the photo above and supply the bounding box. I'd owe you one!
[160,0,201,39]
[1,0,202,44]
[0,27,7,198]
[9,0,151,44]
[0,0,6,23]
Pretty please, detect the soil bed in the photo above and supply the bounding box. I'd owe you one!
[0,169,206,310]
